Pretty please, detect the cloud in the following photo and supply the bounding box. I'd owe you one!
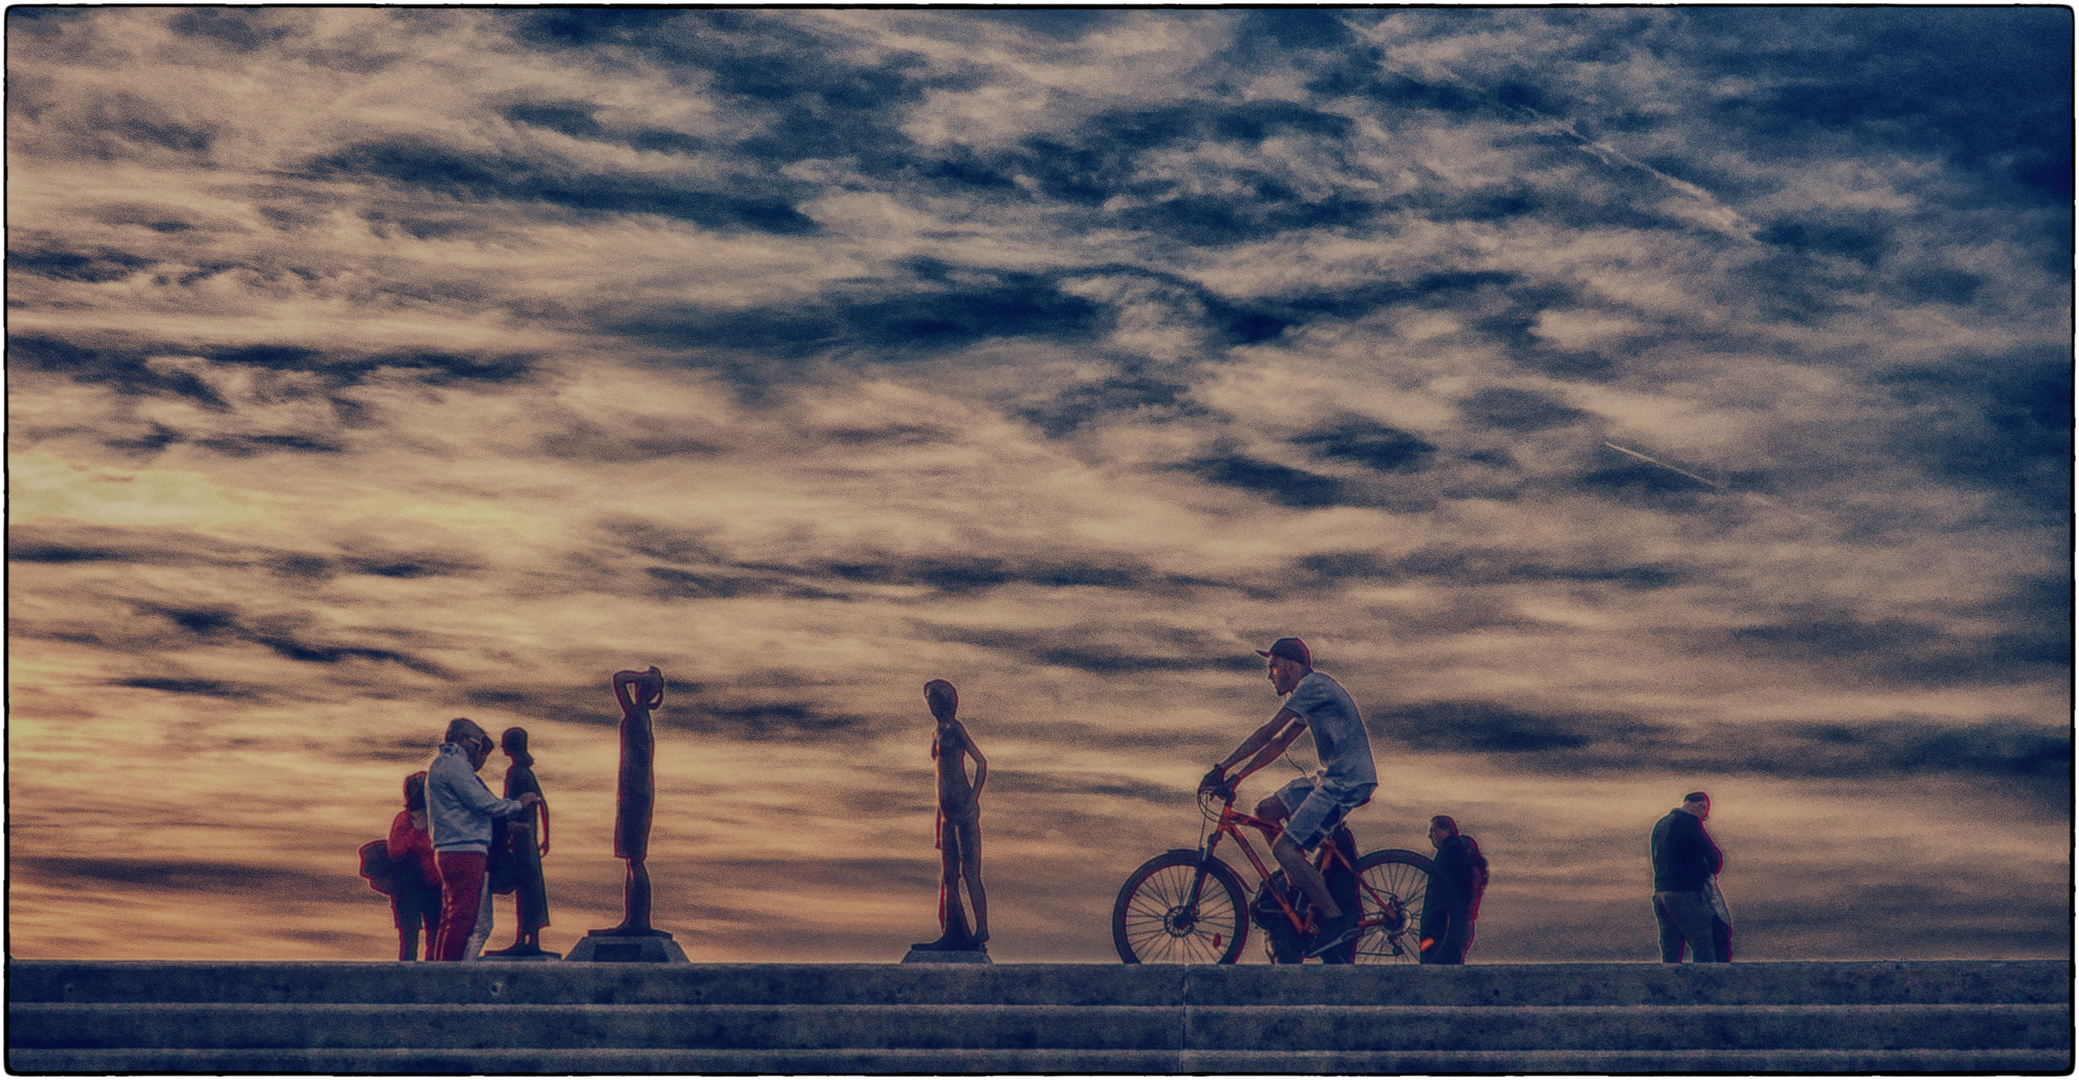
[1383,700,2070,796]
[306,137,821,234]
[1384,700,1670,754]
[675,700,878,742]
[7,523,480,583]
[1459,387,1594,433]
[130,602,452,676]
[1179,454,1346,509]
[923,624,1258,677]
[1293,417,1437,473]
[614,269,1107,364]
[1719,611,2069,689]
[7,335,536,412]
[110,677,260,700]
[17,856,343,900]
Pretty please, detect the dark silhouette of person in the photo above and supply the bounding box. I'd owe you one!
[485,727,553,956]
[912,679,989,950]
[1201,637,1377,959]
[426,717,541,961]
[384,771,442,961]
[603,666,665,935]
[1651,791,1724,962]
[1419,815,1487,964]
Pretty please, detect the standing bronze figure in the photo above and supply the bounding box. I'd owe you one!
[484,726,554,957]
[600,666,665,935]
[908,679,989,956]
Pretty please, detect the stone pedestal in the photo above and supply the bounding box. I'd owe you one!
[564,934,688,963]
[902,946,990,964]
[475,948,561,962]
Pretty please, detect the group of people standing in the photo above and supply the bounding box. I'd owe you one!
[383,718,552,961]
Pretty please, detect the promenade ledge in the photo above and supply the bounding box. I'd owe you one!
[9,958,2069,1073]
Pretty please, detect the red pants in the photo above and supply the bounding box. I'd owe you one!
[432,851,487,962]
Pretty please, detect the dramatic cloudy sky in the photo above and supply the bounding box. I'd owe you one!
[8,7,2070,965]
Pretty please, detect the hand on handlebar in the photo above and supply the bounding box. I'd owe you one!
[1198,766,1235,799]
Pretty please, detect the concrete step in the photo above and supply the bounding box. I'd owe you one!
[9,959,2069,1007]
[8,1046,2073,1074]
[10,1002,2070,1053]
[10,961,2066,1075]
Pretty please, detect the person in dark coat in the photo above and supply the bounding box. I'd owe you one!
[1419,815,1486,964]
[1650,791,1724,962]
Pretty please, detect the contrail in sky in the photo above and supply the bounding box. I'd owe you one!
[1604,441,1814,521]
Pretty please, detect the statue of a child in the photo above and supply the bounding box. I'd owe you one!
[912,679,989,950]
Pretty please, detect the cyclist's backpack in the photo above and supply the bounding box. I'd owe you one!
[358,839,399,896]
[1464,836,1490,917]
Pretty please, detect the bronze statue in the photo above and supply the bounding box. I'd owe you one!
[911,679,989,952]
[484,727,554,957]
[602,666,665,936]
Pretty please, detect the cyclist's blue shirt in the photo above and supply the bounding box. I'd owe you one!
[1284,670,1376,787]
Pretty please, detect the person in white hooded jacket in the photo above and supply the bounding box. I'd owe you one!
[426,717,540,961]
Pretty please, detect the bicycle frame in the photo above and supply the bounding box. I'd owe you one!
[1198,791,1368,940]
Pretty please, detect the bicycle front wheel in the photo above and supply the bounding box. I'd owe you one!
[1352,849,1437,964]
[1112,851,1248,964]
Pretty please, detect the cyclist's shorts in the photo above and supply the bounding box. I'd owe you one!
[1276,776,1376,851]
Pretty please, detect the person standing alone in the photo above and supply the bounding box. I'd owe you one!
[1650,791,1723,963]
[1419,815,1487,964]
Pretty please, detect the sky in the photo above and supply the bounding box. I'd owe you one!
[6,7,2071,966]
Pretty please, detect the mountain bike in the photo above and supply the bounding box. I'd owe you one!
[1111,783,1437,964]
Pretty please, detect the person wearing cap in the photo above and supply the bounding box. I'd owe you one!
[1200,637,1378,958]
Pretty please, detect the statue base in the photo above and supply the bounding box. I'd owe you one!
[478,944,561,962]
[903,944,991,964]
[565,931,688,963]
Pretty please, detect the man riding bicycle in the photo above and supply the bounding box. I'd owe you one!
[1201,637,1378,958]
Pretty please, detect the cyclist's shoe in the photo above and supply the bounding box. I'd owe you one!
[1304,910,1360,958]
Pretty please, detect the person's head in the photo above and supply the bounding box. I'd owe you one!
[501,726,532,768]
[1429,814,1459,847]
[403,771,428,812]
[1257,637,1311,695]
[444,717,492,768]
[924,679,959,722]
[1681,791,1711,820]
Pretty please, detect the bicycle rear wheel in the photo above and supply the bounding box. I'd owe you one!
[1112,851,1248,964]
[1351,849,1436,964]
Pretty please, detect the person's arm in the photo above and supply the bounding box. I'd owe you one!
[452,769,531,820]
[537,797,551,856]
[1203,708,1303,789]
[1232,710,1307,783]
[954,720,987,799]
[1676,813,1715,880]
[614,666,664,715]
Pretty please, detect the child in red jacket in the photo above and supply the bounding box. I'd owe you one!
[386,771,443,961]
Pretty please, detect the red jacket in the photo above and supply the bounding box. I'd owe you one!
[387,810,440,889]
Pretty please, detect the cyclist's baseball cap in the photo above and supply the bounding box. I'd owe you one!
[1256,637,1310,666]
